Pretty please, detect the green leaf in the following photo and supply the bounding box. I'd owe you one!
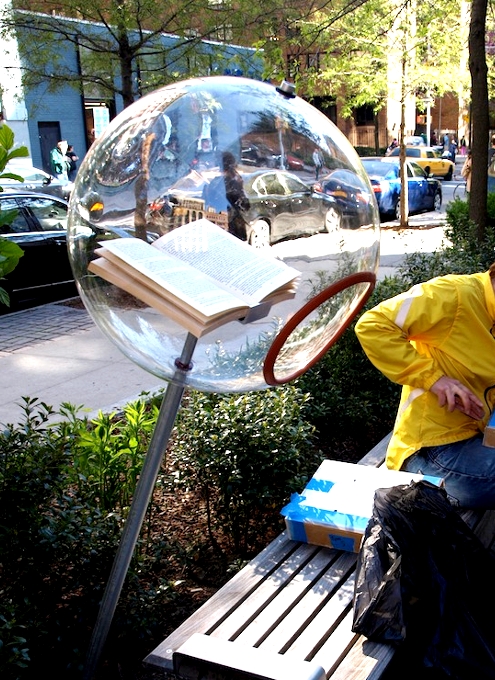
[0,172,25,183]
[0,238,24,277]
[0,285,11,306]
[0,124,15,153]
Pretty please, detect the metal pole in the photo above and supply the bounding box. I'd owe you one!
[83,332,198,680]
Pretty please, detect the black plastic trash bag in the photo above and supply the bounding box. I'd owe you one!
[352,480,495,679]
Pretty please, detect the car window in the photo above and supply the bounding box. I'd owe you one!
[251,173,287,196]
[409,162,426,178]
[0,197,32,233]
[426,151,435,158]
[406,148,420,157]
[363,161,397,178]
[283,175,307,194]
[19,196,68,232]
[389,148,399,157]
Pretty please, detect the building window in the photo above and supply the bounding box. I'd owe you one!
[354,105,375,126]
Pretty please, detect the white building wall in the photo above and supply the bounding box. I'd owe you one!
[0,0,31,153]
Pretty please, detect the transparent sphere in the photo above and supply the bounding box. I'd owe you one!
[68,76,380,392]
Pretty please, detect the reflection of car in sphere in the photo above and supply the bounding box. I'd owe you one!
[0,192,75,310]
[3,160,73,200]
[240,143,279,168]
[242,170,342,247]
[314,168,374,229]
[285,153,305,171]
[387,146,455,180]
[361,157,442,220]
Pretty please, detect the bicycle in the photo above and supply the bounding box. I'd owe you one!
[453,181,467,200]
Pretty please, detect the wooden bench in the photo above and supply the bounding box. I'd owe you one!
[144,433,495,680]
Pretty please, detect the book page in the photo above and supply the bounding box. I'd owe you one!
[97,237,249,318]
[153,219,300,305]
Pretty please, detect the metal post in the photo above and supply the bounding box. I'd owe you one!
[83,332,198,680]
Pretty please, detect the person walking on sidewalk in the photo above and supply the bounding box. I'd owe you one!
[461,151,472,195]
[50,140,70,181]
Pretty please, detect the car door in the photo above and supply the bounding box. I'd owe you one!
[407,161,429,212]
[0,195,70,301]
[284,174,321,233]
[23,195,72,284]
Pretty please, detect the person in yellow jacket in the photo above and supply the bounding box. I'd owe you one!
[355,265,495,508]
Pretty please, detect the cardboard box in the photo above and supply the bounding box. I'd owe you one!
[483,411,495,447]
[281,460,443,553]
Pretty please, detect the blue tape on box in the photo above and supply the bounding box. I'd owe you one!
[281,460,443,553]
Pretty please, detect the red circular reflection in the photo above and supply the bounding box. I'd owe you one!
[263,271,376,386]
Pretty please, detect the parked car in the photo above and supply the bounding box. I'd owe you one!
[240,143,280,168]
[314,168,374,229]
[387,146,455,180]
[242,170,343,246]
[147,169,359,248]
[361,157,442,220]
[2,159,74,200]
[0,192,75,309]
[285,153,305,171]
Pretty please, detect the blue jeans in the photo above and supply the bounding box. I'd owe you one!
[401,435,495,509]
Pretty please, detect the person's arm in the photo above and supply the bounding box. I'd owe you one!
[355,279,483,418]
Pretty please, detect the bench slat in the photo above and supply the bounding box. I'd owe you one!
[282,572,355,661]
[330,637,396,680]
[257,551,357,655]
[209,542,321,640]
[231,548,349,648]
[145,532,299,669]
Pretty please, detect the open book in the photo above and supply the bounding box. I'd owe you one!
[88,219,300,337]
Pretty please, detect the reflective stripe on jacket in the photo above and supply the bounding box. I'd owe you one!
[355,271,495,470]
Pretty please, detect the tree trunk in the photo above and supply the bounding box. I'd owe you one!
[468,0,489,239]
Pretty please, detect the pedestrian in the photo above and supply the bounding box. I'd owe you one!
[488,134,495,167]
[385,138,398,156]
[66,144,79,182]
[312,148,323,180]
[460,136,467,155]
[430,131,438,147]
[448,136,457,163]
[461,150,472,194]
[50,140,70,181]
[355,264,495,509]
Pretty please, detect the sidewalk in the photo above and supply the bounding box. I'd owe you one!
[0,300,164,425]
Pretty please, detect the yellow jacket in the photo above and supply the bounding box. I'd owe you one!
[355,271,495,470]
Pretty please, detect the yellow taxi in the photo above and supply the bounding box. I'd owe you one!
[387,146,455,180]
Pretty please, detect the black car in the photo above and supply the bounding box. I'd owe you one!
[240,143,280,168]
[243,170,342,247]
[314,168,374,229]
[0,193,75,310]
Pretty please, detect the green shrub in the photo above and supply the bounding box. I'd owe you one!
[296,276,405,460]
[172,386,320,555]
[398,197,495,285]
[0,397,179,679]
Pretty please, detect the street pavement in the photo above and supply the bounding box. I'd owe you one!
[0,301,165,425]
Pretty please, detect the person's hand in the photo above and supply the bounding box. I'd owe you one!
[430,376,485,420]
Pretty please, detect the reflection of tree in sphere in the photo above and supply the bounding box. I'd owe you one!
[68,76,380,392]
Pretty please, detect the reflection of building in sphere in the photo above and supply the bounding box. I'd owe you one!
[68,76,380,393]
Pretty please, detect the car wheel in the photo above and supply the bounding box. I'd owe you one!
[325,207,341,232]
[248,219,270,248]
[394,198,401,220]
[445,167,453,181]
[433,189,442,211]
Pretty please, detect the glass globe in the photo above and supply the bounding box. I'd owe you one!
[67,76,380,392]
